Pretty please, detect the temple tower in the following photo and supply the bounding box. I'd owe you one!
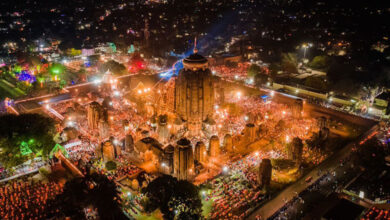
[87,102,102,129]
[194,141,207,163]
[174,46,214,136]
[209,135,220,157]
[173,138,194,180]
[223,134,233,153]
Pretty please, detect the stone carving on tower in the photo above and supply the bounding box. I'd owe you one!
[174,39,214,137]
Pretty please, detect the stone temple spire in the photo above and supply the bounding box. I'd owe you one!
[193,37,198,54]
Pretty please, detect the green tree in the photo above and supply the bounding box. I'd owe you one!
[0,114,56,168]
[281,53,298,74]
[304,76,329,91]
[309,55,330,70]
[142,175,202,220]
[101,60,126,76]
[105,161,117,171]
[247,64,262,77]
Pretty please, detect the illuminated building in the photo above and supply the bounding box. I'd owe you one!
[157,115,169,143]
[223,134,233,153]
[209,135,220,157]
[102,141,115,162]
[243,123,256,143]
[258,158,272,188]
[87,102,103,129]
[174,49,214,136]
[194,141,207,163]
[173,138,194,180]
[125,134,134,152]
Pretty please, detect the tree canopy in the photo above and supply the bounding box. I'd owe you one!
[281,53,298,74]
[309,55,330,70]
[45,173,128,220]
[101,60,126,76]
[0,114,56,168]
[355,137,386,169]
[142,175,202,220]
[247,64,262,77]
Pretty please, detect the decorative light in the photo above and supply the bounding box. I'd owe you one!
[222,166,229,173]
[93,78,102,84]
[285,135,290,142]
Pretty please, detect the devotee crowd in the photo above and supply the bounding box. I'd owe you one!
[206,153,274,219]
[362,207,390,220]
[211,63,250,81]
[0,179,63,219]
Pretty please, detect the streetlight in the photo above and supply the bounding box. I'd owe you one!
[302,43,312,59]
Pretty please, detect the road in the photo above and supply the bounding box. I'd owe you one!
[247,125,378,220]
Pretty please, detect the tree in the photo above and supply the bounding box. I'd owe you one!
[309,55,330,70]
[281,53,298,74]
[101,60,126,76]
[142,175,202,220]
[356,137,385,169]
[247,64,262,77]
[0,114,56,168]
[45,173,128,220]
[304,76,329,91]
[255,73,269,86]
[106,161,117,171]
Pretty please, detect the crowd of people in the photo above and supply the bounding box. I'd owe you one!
[0,179,63,219]
[362,207,390,220]
[211,63,250,81]
[206,153,271,219]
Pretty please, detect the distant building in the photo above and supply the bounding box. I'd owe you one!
[374,92,390,116]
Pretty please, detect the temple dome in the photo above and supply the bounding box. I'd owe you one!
[183,53,208,71]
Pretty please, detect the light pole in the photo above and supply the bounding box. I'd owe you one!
[302,43,312,60]
[302,44,308,59]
